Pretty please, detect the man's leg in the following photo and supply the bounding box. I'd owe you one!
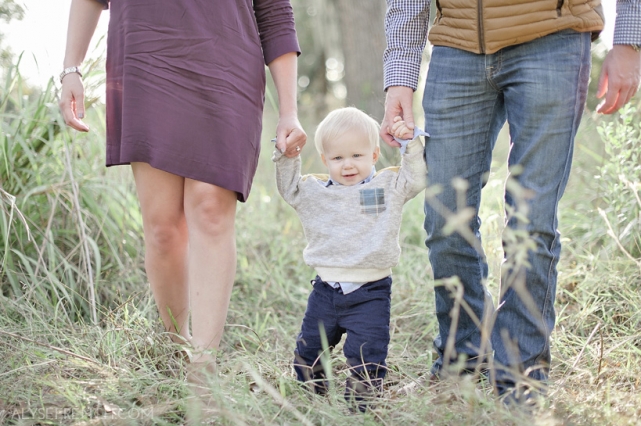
[422,46,506,376]
[491,29,592,391]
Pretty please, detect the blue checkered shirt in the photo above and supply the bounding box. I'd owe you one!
[384,0,641,90]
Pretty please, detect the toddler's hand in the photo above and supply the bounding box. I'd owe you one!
[391,116,414,140]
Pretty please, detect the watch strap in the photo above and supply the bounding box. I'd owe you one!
[59,66,83,83]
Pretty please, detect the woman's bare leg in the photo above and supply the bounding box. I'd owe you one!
[183,179,237,364]
[131,162,191,343]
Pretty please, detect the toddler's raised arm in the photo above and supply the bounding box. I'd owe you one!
[272,147,304,208]
[395,136,427,201]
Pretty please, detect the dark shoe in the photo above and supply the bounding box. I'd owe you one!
[498,380,547,410]
[294,358,330,395]
[345,374,383,412]
[307,374,329,396]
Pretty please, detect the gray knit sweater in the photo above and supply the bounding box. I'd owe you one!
[273,139,427,283]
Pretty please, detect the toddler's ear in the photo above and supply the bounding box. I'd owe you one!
[372,146,380,164]
[321,153,328,167]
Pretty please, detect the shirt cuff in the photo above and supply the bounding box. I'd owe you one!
[383,60,421,91]
[263,37,301,66]
[613,1,641,45]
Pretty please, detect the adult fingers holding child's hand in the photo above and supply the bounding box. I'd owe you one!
[381,86,415,147]
[284,126,307,157]
[276,115,307,157]
[391,116,413,140]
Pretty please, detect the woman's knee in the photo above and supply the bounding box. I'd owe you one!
[185,185,237,237]
[144,216,187,254]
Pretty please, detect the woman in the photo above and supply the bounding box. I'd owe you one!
[59,0,306,373]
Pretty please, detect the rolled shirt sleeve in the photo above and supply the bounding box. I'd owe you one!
[613,0,641,45]
[383,0,430,91]
[254,0,301,65]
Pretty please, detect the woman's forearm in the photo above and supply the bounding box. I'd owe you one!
[267,51,306,157]
[63,0,104,68]
[267,52,299,117]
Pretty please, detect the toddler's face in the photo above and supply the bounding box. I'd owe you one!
[321,129,379,186]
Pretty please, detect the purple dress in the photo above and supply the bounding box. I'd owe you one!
[95,0,300,201]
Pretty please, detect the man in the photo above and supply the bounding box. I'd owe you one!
[381,0,640,397]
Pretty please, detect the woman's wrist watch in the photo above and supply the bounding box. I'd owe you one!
[59,66,83,83]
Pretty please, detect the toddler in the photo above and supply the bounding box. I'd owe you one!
[272,107,427,410]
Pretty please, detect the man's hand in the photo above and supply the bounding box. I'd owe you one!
[596,44,641,114]
[276,114,307,158]
[380,86,415,147]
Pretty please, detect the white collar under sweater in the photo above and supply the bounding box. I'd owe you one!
[324,166,377,187]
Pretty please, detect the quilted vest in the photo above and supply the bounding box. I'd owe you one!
[429,0,605,54]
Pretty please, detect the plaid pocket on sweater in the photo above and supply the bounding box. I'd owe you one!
[359,188,386,215]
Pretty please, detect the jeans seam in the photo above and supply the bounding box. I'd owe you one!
[533,32,588,369]
[485,50,503,92]
[432,84,501,362]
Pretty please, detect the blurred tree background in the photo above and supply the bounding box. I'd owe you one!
[290,0,402,167]
[292,0,387,121]
[0,0,24,71]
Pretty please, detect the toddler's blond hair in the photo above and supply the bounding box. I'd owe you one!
[314,107,380,154]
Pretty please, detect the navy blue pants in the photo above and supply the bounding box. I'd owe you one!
[294,275,392,405]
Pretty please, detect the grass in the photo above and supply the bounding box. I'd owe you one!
[1,70,640,425]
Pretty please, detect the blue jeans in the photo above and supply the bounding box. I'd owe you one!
[293,276,391,404]
[422,30,591,387]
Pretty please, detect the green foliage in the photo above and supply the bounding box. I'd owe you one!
[0,0,25,72]
[0,64,145,323]
[2,121,640,423]
[595,106,641,259]
[0,0,24,22]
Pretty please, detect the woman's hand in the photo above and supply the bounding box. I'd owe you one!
[59,73,90,132]
[59,0,105,132]
[275,114,306,157]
